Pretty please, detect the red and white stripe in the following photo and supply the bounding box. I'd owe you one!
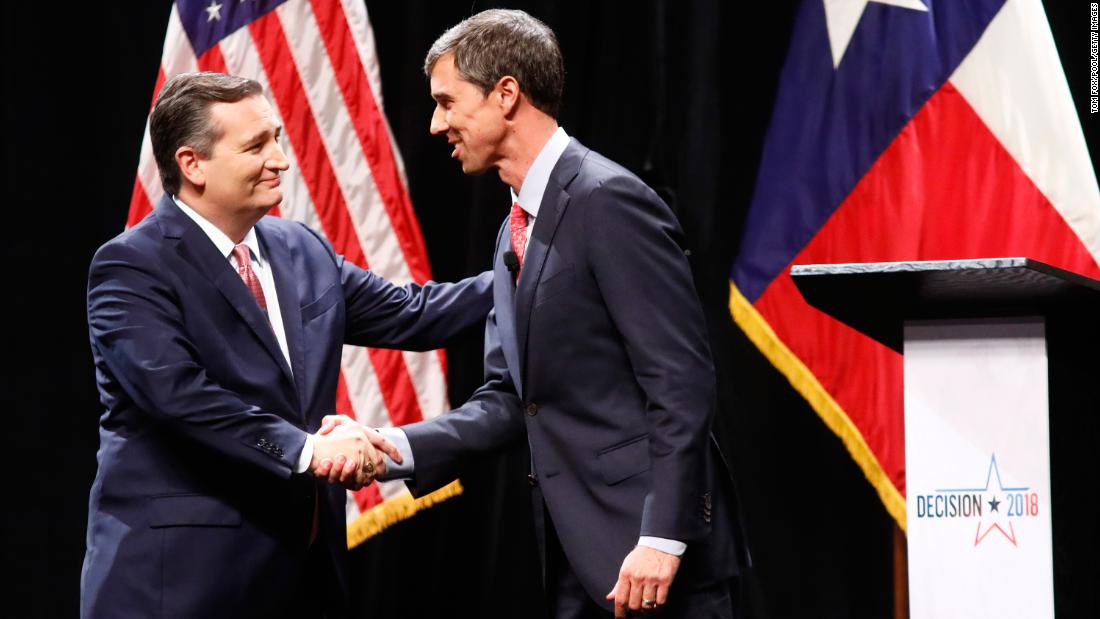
[950,0,1100,263]
[129,0,454,542]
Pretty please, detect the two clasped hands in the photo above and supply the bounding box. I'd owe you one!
[306,414,396,490]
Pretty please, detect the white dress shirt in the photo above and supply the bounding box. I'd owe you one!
[173,196,313,473]
[384,128,685,557]
[509,126,572,249]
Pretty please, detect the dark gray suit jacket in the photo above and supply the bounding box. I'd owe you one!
[402,140,739,608]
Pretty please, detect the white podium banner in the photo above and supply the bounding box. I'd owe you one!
[905,319,1054,619]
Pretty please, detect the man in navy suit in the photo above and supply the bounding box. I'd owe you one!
[323,9,740,618]
[81,72,493,618]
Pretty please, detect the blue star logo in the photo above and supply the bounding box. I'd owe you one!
[936,454,1029,547]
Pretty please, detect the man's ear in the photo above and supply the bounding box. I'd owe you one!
[176,145,205,188]
[496,75,521,117]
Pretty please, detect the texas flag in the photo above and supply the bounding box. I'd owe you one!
[730,0,1100,530]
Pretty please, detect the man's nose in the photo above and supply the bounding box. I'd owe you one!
[429,108,447,135]
[268,142,290,171]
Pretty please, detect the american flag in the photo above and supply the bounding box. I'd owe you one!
[128,0,460,548]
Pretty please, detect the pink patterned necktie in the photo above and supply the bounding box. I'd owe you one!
[509,202,528,279]
[232,244,268,311]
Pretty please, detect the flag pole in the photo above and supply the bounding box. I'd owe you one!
[893,522,909,619]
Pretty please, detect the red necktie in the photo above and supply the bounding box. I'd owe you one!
[232,244,268,311]
[509,202,528,278]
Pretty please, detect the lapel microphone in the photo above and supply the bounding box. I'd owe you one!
[503,250,520,274]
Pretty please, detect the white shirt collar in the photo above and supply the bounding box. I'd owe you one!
[173,195,264,266]
[509,126,571,219]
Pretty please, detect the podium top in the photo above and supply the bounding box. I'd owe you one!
[790,258,1100,351]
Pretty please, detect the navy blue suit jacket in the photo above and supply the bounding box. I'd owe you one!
[402,140,738,608]
[81,196,492,618]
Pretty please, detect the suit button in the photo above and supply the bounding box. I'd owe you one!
[527,473,539,487]
[526,403,539,416]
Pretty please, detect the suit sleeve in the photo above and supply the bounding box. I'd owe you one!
[585,175,717,542]
[399,305,527,496]
[340,262,493,350]
[87,241,307,478]
[297,218,493,350]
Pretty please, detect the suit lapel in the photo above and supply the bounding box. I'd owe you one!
[257,222,306,411]
[514,140,585,372]
[514,188,569,371]
[157,197,299,400]
[491,221,524,396]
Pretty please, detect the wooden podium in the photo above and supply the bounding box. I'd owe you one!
[791,258,1098,619]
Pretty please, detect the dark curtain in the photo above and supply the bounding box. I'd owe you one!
[1,1,1094,617]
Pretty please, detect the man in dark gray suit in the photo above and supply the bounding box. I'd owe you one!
[321,9,740,618]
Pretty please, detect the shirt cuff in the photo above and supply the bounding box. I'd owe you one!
[637,536,687,556]
[376,426,415,480]
[295,433,315,474]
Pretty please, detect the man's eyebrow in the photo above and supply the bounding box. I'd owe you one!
[242,125,280,145]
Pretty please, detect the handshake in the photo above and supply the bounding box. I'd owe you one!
[307,414,400,490]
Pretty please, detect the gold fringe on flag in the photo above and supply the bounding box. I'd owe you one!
[346,480,465,549]
[728,281,908,533]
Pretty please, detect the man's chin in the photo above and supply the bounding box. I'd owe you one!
[460,161,490,176]
[254,189,284,212]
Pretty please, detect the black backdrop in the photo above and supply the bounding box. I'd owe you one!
[2,1,1096,617]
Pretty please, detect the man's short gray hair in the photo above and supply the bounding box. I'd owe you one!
[424,9,564,118]
[149,72,263,195]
